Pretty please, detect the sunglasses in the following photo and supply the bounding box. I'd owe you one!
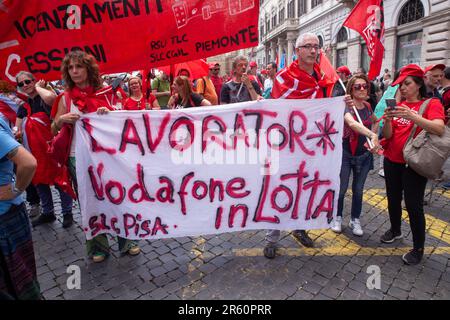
[212,68,220,71]
[353,83,368,90]
[17,79,33,87]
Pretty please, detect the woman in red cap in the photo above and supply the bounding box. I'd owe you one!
[380,64,446,265]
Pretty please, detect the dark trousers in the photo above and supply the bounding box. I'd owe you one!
[35,184,73,216]
[384,158,427,250]
[25,184,40,206]
[337,150,373,219]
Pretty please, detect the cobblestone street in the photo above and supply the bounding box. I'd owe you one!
[31,167,450,300]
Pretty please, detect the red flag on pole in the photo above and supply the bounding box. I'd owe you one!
[319,50,339,85]
[343,0,385,80]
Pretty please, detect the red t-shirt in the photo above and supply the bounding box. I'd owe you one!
[442,87,449,123]
[210,75,223,102]
[383,98,445,164]
[123,94,156,110]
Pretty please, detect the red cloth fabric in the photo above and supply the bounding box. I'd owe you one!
[319,51,340,92]
[0,100,17,124]
[442,87,449,124]
[382,99,445,164]
[271,60,334,99]
[344,102,373,155]
[48,86,117,199]
[343,0,385,80]
[123,94,156,110]
[248,75,263,90]
[23,111,57,185]
[210,75,223,102]
[69,86,116,113]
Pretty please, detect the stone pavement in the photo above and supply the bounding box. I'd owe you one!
[31,164,450,300]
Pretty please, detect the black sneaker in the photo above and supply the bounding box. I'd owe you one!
[32,213,56,227]
[292,230,314,248]
[263,243,277,259]
[380,229,403,243]
[402,249,424,265]
[62,214,74,228]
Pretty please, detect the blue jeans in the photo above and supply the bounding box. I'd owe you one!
[36,184,73,216]
[337,150,373,219]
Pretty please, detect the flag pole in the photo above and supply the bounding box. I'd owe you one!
[338,78,375,149]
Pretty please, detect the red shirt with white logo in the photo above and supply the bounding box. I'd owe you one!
[383,98,445,164]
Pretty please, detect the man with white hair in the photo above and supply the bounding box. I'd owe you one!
[265,32,353,259]
[424,64,445,101]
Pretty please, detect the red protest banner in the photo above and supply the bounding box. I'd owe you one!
[343,0,385,80]
[0,0,259,82]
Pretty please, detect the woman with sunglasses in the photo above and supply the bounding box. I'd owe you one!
[52,51,141,263]
[331,74,380,236]
[168,76,211,109]
[123,76,160,110]
[14,71,75,229]
[380,64,445,265]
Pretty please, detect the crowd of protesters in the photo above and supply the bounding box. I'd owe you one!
[1,31,449,299]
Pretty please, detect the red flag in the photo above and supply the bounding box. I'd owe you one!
[343,0,385,80]
[319,50,339,87]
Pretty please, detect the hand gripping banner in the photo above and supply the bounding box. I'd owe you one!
[75,98,345,240]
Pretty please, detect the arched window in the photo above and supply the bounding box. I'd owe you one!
[396,0,424,69]
[336,27,348,43]
[398,0,424,25]
[318,35,324,48]
[336,28,348,67]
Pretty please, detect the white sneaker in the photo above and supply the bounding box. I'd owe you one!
[349,219,363,236]
[331,216,342,233]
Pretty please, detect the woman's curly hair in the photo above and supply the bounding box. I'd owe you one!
[61,51,102,90]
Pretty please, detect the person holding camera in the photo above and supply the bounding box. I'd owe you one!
[380,64,445,265]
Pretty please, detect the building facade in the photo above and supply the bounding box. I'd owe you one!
[256,0,450,75]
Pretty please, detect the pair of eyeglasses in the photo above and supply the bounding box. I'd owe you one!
[17,79,33,87]
[298,44,320,51]
[212,68,220,71]
[353,84,368,90]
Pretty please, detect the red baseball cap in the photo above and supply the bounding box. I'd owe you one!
[249,61,257,68]
[261,69,268,75]
[391,64,424,86]
[336,66,351,76]
[424,64,445,74]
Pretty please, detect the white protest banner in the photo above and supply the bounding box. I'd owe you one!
[75,98,345,240]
